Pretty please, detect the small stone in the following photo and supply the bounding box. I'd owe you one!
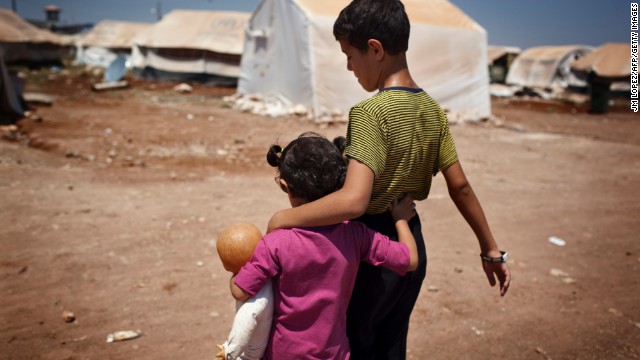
[454,267,463,273]
[210,311,220,317]
[427,285,439,292]
[608,308,623,317]
[62,310,75,323]
[196,261,204,267]
[173,83,193,93]
[550,268,570,278]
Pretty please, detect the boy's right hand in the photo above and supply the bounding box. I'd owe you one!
[391,195,416,222]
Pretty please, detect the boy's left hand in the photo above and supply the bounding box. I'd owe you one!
[481,259,511,296]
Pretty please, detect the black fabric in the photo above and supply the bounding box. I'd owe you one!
[347,211,427,360]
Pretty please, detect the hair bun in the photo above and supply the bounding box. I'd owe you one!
[266,145,282,167]
[333,136,346,153]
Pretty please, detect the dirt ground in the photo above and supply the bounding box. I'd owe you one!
[1,70,639,360]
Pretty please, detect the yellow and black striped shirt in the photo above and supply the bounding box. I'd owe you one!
[345,87,458,214]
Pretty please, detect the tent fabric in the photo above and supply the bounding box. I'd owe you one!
[237,0,491,121]
[0,8,70,63]
[80,20,151,49]
[131,9,250,80]
[0,54,25,123]
[0,8,65,45]
[487,46,521,65]
[75,20,152,68]
[570,42,631,80]
[505,45,593,89]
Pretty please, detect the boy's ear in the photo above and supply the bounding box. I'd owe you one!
[367,39,384,60]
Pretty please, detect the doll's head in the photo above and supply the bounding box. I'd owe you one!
[216,223,263,274]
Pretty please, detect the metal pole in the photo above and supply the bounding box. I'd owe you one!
[156,1,162,21]
[11,0,17,13]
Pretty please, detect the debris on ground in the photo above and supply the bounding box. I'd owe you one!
[106,330,142,343]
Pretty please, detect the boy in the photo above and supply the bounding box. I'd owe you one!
[267,0,511,359]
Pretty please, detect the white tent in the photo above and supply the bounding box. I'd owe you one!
[0,8,70,64]
[236,0,491,121]
[505,45,593,89]
[131,9,250,85]
[75,20,152,68]
[571,42,631,80]
[487,45,521,83]
[571,42,631,93]
[487,46,521,66]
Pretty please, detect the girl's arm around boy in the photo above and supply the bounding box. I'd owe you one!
[390,195,418,272]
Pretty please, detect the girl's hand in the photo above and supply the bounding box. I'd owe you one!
[391,195,416,222]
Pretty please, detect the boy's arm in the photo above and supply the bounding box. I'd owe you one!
[391,196,418,271]
[267,159,374,232]
[441,161,511,296]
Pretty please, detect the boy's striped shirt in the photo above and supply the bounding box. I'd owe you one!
[345,87,458,214]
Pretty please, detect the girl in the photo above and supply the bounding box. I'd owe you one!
[229,132,418,360]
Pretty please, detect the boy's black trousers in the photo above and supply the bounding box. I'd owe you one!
[347,211,427,360]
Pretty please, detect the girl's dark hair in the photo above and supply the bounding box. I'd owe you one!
[333,0,410,55]
[266,132,347,202]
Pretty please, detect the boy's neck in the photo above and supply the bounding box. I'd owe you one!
[379,53,418,90]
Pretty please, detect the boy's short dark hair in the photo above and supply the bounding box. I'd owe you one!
[333,0,410,55]
[266,133,347,202]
